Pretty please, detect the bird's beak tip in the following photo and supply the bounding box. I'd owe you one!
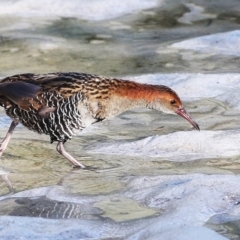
[195,124,200,131]
[176,107,200,131]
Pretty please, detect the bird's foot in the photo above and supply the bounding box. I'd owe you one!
[73,164,86,169]
[72,165,100,173]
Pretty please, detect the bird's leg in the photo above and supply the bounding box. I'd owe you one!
[0,120,19,157]
[56,141,86,168]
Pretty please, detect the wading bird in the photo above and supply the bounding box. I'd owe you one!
[0,72,199,168]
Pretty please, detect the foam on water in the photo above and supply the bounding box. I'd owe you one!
[0,0,160,21]
[91,130,240,161]
[171,30,240,56]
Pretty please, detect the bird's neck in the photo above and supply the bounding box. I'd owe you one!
[97,80,162,121]
[113,80,159,110]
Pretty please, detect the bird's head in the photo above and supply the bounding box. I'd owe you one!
[150,85,200,131]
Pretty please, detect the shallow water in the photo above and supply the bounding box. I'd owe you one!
[1,0,240,239]
[0,98,239,196]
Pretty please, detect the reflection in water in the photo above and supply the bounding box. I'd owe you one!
[3,197,103,220]
[1,175,12,192]
[0,166,14,195]
[0,169,13,194]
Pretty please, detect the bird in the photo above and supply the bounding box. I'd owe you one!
[0,72,200,168]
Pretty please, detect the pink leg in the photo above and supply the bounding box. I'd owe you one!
[56,141,86,168]
[0,121,19,157]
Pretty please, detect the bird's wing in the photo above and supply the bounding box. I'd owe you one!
[0,81,41,109]
[0,72,109,114]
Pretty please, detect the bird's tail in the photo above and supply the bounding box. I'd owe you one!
[0,81,41,108]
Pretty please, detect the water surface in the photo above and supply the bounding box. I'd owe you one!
[1,0,240,239]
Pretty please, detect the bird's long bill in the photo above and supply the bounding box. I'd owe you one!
[176,107,200,131]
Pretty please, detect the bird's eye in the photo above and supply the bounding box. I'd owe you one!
[170,99,176,105]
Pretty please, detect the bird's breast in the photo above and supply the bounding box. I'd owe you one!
[77,101,101,127]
